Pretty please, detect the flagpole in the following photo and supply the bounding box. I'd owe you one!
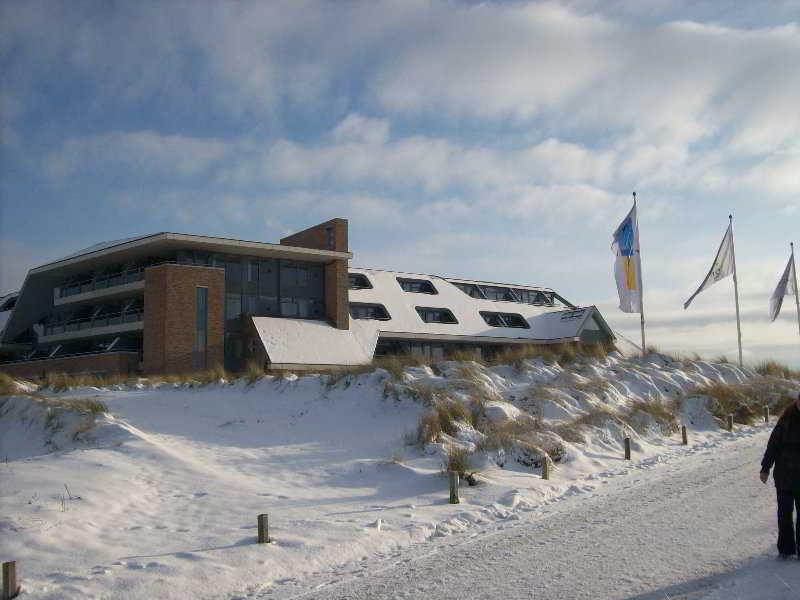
[792,242,800,338]
[634,191,646,355]
[730,215,743,368]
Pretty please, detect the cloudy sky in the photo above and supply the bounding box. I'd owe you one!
[1,0,799,365]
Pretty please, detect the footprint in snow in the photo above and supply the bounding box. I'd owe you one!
[174,552,204,561]
[193,492,208,497]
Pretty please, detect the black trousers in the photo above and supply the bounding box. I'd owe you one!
[776,487,800,555]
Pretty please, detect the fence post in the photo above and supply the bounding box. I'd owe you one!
[764,406,770,423]
[681,425,688,446]
[624,437,631,460]
[448,471,460,504]
[257,514,271,544]
[727,414,734,432]
[2,561,19,600]
[542,455,550,480]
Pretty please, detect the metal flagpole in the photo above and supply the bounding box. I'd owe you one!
[729,215,743,368]
[634,192,646,355]
[792,242,800,338]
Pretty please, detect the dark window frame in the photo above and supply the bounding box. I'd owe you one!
[480,311,530,329]
[397,277,438,295]
[348,273,373,290]
[415,306,458,324]
[349,302,391,321]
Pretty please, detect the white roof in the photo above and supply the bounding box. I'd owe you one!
[252,317,379,366]
[347,268,593,342]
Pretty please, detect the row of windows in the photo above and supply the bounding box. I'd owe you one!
[349,303,529,328]
[348,273,555,307]
[452,282,555,306]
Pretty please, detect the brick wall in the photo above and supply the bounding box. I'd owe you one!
[0,352,140,379]
[279,218,348,252]
[143,264,225,375]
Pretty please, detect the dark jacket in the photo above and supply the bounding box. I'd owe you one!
[762,406,800,490]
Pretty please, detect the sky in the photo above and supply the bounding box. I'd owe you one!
[1,0,799,366]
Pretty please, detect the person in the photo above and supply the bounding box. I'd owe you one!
[761,391,800,559]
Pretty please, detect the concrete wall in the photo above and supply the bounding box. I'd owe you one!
[0,352,140,379]
[143,264,225,374]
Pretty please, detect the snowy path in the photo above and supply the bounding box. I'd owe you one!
[266,429,800,600]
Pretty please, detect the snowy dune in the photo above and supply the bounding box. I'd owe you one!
[0,353,798,599]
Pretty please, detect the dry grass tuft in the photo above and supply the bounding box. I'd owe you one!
[756,360,800,381]
[416,398,472,443]
[574,377,610,395]
[0,373,18,396]
[628,398,680,434]
[556,405,623,443]
[244,361,266,384]
[692,382,762,425]
[446,445,473,476]
[372,354,431,380]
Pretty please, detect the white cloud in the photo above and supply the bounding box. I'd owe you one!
[45,131,229,180]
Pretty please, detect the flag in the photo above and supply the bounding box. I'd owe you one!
[684,222,735,310]
[611,204,642,313]
[769,252,797,322]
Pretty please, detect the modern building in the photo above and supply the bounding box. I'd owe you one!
[0,219,614,377]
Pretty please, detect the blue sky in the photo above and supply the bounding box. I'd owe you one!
[1,0,799,365]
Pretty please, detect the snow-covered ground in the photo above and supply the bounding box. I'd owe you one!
[0,352,797,599]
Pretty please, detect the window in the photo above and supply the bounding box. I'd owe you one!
[350,302,391,320]
[453,282,485,299]
[480,311,529,329]
[481,285,516,302]
[398,277,437,294]
[416,306,458,324]
[349,273,372,290]
[194,287,208,370]
[514,288,554,306]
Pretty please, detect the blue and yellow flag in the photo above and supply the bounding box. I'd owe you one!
[611,205,642,313]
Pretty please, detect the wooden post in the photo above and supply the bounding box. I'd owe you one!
[624,437,631,460]
[681,425,688,446]
[542,455,550,480]
[2,561,19,600]
[764,406,770,423]
[257,514,271,544]
[448,471,460,504]
[727,414,734,432]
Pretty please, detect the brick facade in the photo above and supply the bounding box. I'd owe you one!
[279,218,348,252]
[143,264,225,374]
[0,352,140,379]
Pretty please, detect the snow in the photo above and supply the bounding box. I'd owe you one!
[252,317,378,365]
[0,353,797,599]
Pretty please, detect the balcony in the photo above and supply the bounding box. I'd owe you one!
[40,310,144,343]
[54,268,145,306]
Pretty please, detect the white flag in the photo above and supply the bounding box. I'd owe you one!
[684,222,735,310]
[769,252,797,322]
[611,204,642,313]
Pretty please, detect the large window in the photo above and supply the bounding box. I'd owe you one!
[398,277,437,294]
[513,288,554,306]
[480,311,529,329]
[349,273,372,290]
[349,303,390,320]
[452,282,485,299]
[481,285,516,302]
[193,287,208,370]
[416,306,458,324]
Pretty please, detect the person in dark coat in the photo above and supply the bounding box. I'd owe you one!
[761,391,800,559]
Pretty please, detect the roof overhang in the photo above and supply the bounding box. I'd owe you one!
[31,232,352,277]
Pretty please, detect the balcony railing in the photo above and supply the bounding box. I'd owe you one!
[59,267,145,298]
[44,310,143,337]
